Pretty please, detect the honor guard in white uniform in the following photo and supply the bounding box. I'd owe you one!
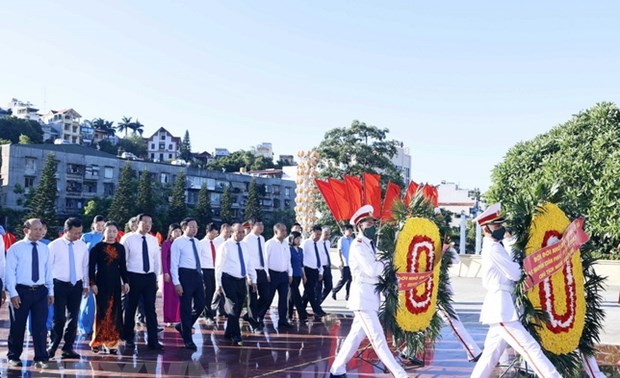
[329,205,408,378]
[470,203,561,378]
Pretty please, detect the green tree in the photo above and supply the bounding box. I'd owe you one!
[180,130,192,162]
[193,183,213,238]
[220,186,233,224]
[82,197,112,226]
[26,153,58,224]
[316,120,404,187]
[91,118,116,136]
[0,117,44,143]
[131,119,144,136]
[118,135,147,158]
[135,169,154,214]
[206,150,275,172]
[116,116,132,137]
[18,134,32,144]
[244,179,262,221]
[486,102,620,255]
[97,139,118,155]
[107,163,136,224]
[168,171,188,224]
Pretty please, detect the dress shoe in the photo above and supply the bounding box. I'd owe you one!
[329,373,347,378]
[345,294,349,301]
[46,347,56,358]
[108,348,118,355]
[8,359,22,367]
[61,350,81,359]
[174,323,182,335]
[242,313,250,322]
[91,346,100,353]
[158,327,164,332]
[148,343,164,351]
[469,352,482,362]
[331,291,337,300]
[34,360,50,369]
[184,342,197,350]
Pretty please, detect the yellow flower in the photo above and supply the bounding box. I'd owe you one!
[525,203,586,355]
[394,217,441,332]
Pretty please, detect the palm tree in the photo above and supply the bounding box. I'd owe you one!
[92,118,116,136]
[116,116,132,137]
[132,119,144,136]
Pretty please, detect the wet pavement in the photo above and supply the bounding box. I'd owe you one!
[0,275,617,377]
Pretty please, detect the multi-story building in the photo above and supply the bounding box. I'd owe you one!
[145,127,180,162]
[0,143,296,224]
[41,108,82,144]
[253,142,274,159]
[214,148,230,159]
[392,145,412,183]
[7,98,42,122]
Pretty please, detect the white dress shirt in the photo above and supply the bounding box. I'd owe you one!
[243,233,267,274]
[5,239,54,298]
[301,238,324,275]
[215,239,257,287]
[119,231,135,244]
[0,237,5,285]
[265,237,292,276]
[170,235,202,286]
[212,235,227,250]
[48,237,89,288]
[319,239,331,267]
[199,237,217,269]
[122,232,161,275]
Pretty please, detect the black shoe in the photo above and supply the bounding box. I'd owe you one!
[242,313,250,322]
[174,323,182,335]
[108,349,118,355]
[345,294,349,301]
[157,327,164,332]
[125,340,136,349]
[332,291,337,300]
[8,359,22,367]
[61,350,81,359]
[469,352,482,362]
[231,336,243,345]
[91,346,100,353]
[330,374,347,378]
[148,343,164,351]
[399,353,423,368]
[34,360,50,369]
[184,342,197,350]
[46,347,56,358]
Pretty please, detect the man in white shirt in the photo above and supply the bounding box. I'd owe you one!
[47,217,89,359]
[332,224,354,301]
[319,227,333,304]
[301,225,326,318]
[171,218,206,350]
[199,223,219,322]
[264,223,293,328]
[212,223,231,317]
[215,223,257,345]
[122,214,163,351]
[242,218,268,331]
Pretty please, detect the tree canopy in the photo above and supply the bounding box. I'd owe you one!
[0,117,44,144]
[107,163,136,224]
[486,102,620,254]
[180,130,192,162]
[205,150,279,172]
[25,153,58,225]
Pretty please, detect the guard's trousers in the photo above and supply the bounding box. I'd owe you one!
[438,309,481,360]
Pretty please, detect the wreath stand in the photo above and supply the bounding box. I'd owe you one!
[498,355,534,378]
[353,335,427,373]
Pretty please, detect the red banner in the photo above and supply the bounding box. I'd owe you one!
[397,271,433,291]
[523,218,589,291]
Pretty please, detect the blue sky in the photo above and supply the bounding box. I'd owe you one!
[2,1,619,191]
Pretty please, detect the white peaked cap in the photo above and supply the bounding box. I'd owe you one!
[474,202,506,226]
[350,204,374,226]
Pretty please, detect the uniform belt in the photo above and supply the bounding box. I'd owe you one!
[17,284,44,291]
[356,277,379,285]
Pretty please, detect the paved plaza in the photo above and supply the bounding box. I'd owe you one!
[0,275,617,377]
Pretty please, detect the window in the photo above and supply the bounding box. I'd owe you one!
[25,157,36,171]
[85,164,99,177]
[159,143,165,149]
[160,134,166,140]
[168,144,173,150]
[65,198,82,209]
[66,180,82,193]
[206,179,216,190]
[159,153,164,161]
[151,153,155,159]
[273,185,280,195]
[24,176,35,188]
[66,164,85,176]
[103,183,115,196]
[84,180,97,193]
[285,187,290,197]
[104,166,114,179]
[151,144,155,149]
[210,192,221,204]
[160,173,169,184]
[168,154,173,159]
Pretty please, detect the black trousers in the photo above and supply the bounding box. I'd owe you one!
[267,270,289,323]
[288,276,307,319]
[320,265,333,303]
[179,268,206,343]
[8,285,49,362]
[50,279,83,352]
[249,269,270,322]
[221,273,247,339]
[201,269,216,318]
[124,272,159,345]
[332,266,352,298]
[302,267,323,315]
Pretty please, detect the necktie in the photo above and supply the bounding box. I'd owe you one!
[190,238,202,275]
[210,240,216,266]
[69,241,77,285]
[142,236,150,273]
[370,240,377,253]
[31,242,39,282]
[323,242,331,266]
[313,242,320,269]
[237,242,247,276]
[257,237,265,268]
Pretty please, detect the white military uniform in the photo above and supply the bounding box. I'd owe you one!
[471,236,561,378]
[330,232,407,378]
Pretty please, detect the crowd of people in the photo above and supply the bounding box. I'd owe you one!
[0,213,355,368]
